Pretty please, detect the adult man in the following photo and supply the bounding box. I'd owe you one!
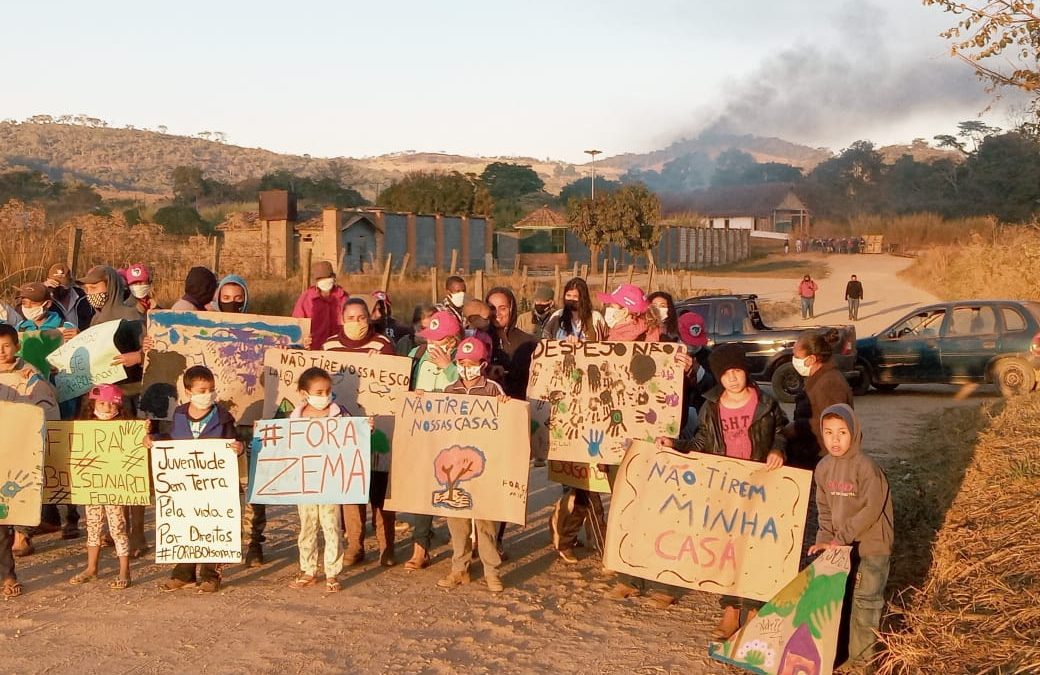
[516,286,555,338]
[439,276,467,324]
[798,275,818,320]
[845,274,864,321]
[42,263,93,330]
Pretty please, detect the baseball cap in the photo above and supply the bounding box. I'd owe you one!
[418,310,462,341]
[123,263,151,285]
[47,263,72,285]
[17,282,50,303]
[533,286,554,303]
[678,312,709,348]
[89,383,124,406]
[456,336,488,363]
[77,265,109,285]
[597,283,649,314]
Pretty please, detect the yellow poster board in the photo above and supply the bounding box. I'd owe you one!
[43,421,151,505]
[0,401,45,526]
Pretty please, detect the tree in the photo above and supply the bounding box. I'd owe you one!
[376,171,489,214]
[558,176,622,204]
[432,445,486,509]
[711,148,758,186]
[153,205,209,235]
[566,182,661,274]
[479,162,544,200]
[171,166,207,205]
[961,131,1040,222]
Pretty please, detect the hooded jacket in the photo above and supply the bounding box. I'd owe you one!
[167,402,238,441]
[170,267,218,312]
[813,404,894,556]
[88,265,146,387]
[678,383,788,462]
[292,285,348,351]
[207,274,250,313]
[790,361,855,468]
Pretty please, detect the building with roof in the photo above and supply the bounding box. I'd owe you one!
[660,183,809,238]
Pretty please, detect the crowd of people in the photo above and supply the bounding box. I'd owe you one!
[0,260,894,670]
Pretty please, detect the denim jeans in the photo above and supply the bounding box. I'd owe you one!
[801,297,815,319]
[411,514,435,550]
[848,554,890,665]
[848,298,861,320]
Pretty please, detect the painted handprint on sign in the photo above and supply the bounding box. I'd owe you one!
[606,410,628,437]
[583,429,605,458]
[431,445,486,510]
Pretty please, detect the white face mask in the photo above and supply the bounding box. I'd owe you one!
[459,365,483,381]
[449,291,465,308]
[94,408,119,421]
[792,356,813,377]
[316,278,336,293]
[654,305,669,322]
[604,307,626,328]
[307,394,332,411]
[190,392,216,409]
[23,305,46,321]
[129,283,153,299]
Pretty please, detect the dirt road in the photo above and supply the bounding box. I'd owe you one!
[2,255,987,674]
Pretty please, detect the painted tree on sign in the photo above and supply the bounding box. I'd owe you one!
[431,445,486,510]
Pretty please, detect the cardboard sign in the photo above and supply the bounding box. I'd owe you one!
[383,392,531,526]
[527,340,683,464]
[0,401,45,526]
[152,439,242,564]
[46,320,127,402]
[603,441,812,601]
[142,310,309,424]
[709,546,852,675]
[248,416,371,504]
[262,348,411,472]
[43,421,151,506]
[548,460,613,493]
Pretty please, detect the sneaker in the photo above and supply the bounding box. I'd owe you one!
[485,575,504,593]
[532,458,547,468]
[436,571,470,588]
[379,549,397,567]
[557,548,579,564]
[61,525,81,540]
[197,579,221,593]
[244,544,265,568]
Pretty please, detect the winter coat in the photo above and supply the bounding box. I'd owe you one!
[678,384,788,462]
[790,361,854,468]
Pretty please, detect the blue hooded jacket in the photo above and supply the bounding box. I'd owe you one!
[209,274,250,312]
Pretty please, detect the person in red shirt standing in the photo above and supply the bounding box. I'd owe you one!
[293,260,349,349]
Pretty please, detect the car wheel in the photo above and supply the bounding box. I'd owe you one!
[770,362,804,404]
[851,362,872,396]
[874,383,899,392]
[994,358,1036,397]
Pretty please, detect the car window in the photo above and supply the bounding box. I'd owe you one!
[947,306,997,336]
[890,309,946,338]
[1001,306,1027,333]
[715,302,738,336]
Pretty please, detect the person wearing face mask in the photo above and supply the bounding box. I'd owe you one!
[395,303,437,356]
[784,328,854,470]
[43,263,93,330]
[292,260,349,350]
[369,291,410,343]
[121,263,160,315]
[439,275,467,325]
[207,274,249,314]
[597,283,661,342]
[170,266,219,312]
[543,277,608,341]
[461,298,495,357]
[517,286,555,337]
[323,298,398,567]
[14,282,64,333]
[647,291,680,343]
[677,311,715,435]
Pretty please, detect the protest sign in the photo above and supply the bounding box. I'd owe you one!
[152,439,241,564]
[43,421,150,505]
[709,546,852,675]
[46,321,127,402]
[0,402,45,526]
[603,441,812,601]
[262,348,411,472]
[16,329,63,377]
[248,416,371,504]
[142,310,309,424]
[527,340,684,464]
[547,460,613,493]
[384,392,531,526]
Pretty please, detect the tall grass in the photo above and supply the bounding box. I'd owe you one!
[902,229,1040,301]
[813,213,998,251]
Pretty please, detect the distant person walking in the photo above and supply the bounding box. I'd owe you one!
[845,274,864,321]
[798,274,818,320]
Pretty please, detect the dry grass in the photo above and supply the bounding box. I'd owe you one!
[902,229,1040,302]
[878,395,1040,674]
[813,213,999,252]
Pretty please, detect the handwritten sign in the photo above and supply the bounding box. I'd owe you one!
[46,321,127,402]
[603,441,812,601]
[383,392,531,526]
[709,547,852,675]
[548,460,613,493]
[248,416,371,504]
[527,340,683,464]
[262,348,411,472]
[151,439,241,564]
[0,402,45,526]
[43,421,150,505]
[142,310,309,424]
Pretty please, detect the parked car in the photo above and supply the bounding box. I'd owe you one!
[674,294,857,403]
[853,300,1040,396]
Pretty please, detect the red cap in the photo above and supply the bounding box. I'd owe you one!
[597,283,649,314]
[89,384,124,406]
[123,263,151,284]
[678,311,709,348]
[418,310,462,341]
[456,336,488,363]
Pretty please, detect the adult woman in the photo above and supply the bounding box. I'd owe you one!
[484,287,536,401]
[647,291,680,343]
[543,277,607,342]
[784,328,854,470]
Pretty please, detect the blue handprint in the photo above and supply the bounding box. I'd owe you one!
[583,429,605,458]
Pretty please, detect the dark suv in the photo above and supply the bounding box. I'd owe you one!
[854,300,1040,396]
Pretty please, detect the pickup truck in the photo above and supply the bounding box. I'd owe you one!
[674,294,858,403]
[854,299,1040,397]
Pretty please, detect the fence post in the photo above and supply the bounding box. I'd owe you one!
[397,253,411,284]
[430,267,439,303]
[602,260,610,293]
[66,227,83,277]
[473,269,485,300]
[571,261,579,279]
[627,264,635,284]
[380,252,393,293]
[449,249,458,275]
[553,265,561,304]
[303,248,313,292]
[580,264,589,279]
[521,265,529,300]
[211,236,221,274]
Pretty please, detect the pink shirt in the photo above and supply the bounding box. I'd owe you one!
[720,389,758,460]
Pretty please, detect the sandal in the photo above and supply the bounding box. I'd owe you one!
[289,574,318,589]
[2,579,22,599]
[160,578,193,593]
[69,572,98,585]
[604,582,640,601]
[109,577,132,591]
[325,578,342,593]
[647,591,677,609]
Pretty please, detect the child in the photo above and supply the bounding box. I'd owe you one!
[438,337,510,593]
[69,384,132,589]
[287,368,346,592]
[808,404,894,669]
[157,366,243,593]
[121,263,160,315]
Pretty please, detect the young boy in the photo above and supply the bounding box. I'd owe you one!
[438,336,510,593]
[155,366,243,593]
[808,403,894,669]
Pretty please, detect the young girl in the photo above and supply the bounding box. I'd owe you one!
[70,384,132,590]
[598,283,661,342]
[288,367,346,592]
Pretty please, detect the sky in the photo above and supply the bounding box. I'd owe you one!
[0,0,1027,164]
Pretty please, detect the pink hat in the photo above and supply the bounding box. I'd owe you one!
[123,263,151,285]
[89,383,124,406]
[678,311,709,348]
[418,310,462,341]
[597,283,649,314]
[456,336,488,363]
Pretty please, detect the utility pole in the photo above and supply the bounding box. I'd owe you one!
[584,149,602,199]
